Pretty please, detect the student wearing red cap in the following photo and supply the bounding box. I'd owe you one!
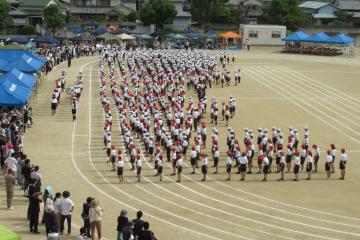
[325,150,333,179]
[136,155,142,183]
[176,154,183,183]
[117,154,124,183]
[200,152,208,181]
[293,151,301,181]
[213,145,220,174]
[189,145,197,174]
[239,152,248,181]
[157,155,164,182]
[330,144,336,173]
[306,150,314,180]
[312,144,320,173]
[339,148,347,180]
[285,144,293,173]
[110,146,117,171]
[278,151,286,181]
[226,151,233,181]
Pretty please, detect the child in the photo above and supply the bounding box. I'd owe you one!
[339,148,347,180]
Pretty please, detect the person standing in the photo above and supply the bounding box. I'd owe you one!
[312,144,320,173]
[121,221,134,240]
[306,150,314,180]
[157,156,163,182]
[225,151,232,181]
[339,148,347,180]
[60,191,74,235]
[72,98,77,121]
[117,209,129,240]
[136,155,142,183]
[117,155,124,183]
[239,152,248,181]
[200,153,208,181]
[82,197,92,238]
[29,191,42,234]
[325,150,333,179]
[5,168,16,210]
[262,155,270,182]
[132,211,144,238]
[89,199,103,240]
[44,203,58,237]
[176,155,183,183]
[293,151,301,181]
[137,222,157,240]
[53,192,62,233]
[278,151,286,181]
[51,94,58,116]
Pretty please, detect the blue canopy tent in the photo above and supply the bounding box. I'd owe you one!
[5,68,37,89]
[326,33,355,44]
[282,31,310,42]
[0,54,43,73]
[0,50,45,66]
[33,36,59,45]
[66,23,80,30]
[0,73,32,106]
[8,37,30,44]
[73,28,86,34]
[0,58,8,69]
[303,32,330,43]
[92,27,108,36]
[84,21,97,27]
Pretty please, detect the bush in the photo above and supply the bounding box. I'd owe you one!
[21,25,36,35]
[127,11,139,22]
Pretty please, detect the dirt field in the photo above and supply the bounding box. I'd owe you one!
[1,47,360,240]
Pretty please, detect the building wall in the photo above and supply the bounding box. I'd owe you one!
[173,17,191,29]
[240,24,286,45]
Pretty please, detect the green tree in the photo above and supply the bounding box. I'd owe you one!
[0,0,12,32]
[20,25,36,35]
[43,4,66,35]
[264,0,303,31]
[140,0,177,29]
[191,0,228,27]
[127,11,139,22]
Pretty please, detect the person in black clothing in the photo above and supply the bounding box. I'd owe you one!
[133,211,144,238]
[82,197,93,238]
[117,209,129,240]
[137,222,157,240]
[121,221,134,240]
[67,53,72,68]
[29,191,42,234]
[22,159,33,194]
[44,204,58,236]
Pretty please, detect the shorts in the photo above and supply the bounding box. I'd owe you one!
[306,162,312,172]
[214,157,219,167]
[158,166,163,174]
[111,156,116,163]
[286,155,292,163]
[177,166,183,174]
[339,161,346,170]
[149,147,154,155]
[300,157,305,165]
[191,158,196,166]
[106,149,111,156]
[172,159,177,168]
[136,166,142,175]
[263,165,269,174]
[117,167,123,176]
[201,165,207,174]
[279,162,285,171]
[226,163,232,173]
[294,165,300,174]
[72,109,76,114]
[240,164,247,173]
[51,103,57,110]
[325,162,331,171]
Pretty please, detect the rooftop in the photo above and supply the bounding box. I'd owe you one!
[336,0,360,11]
[299,1,331,9]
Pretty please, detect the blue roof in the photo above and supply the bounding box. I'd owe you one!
[6,68,36,89]
[303,32,330,43]
[326,33,355,44]
[0,50,44,65]
[0,71,32,106]
[282,31,310,42]
[0,54,44,73]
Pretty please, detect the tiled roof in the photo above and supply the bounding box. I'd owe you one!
[9,8,29,16]
[299,1,330,9]
[20,0,52,7]
[313,12,337,18]
[336,0,360,11]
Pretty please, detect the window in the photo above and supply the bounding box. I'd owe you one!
[249,30,258,38]
[272,31,281,38]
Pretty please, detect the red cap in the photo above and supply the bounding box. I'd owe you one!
[330,144,335,148]
[136,149,141,153]
[341,148,345,153]
[111,145,115,149]
[118,149,122,154]
[327,149,331,154]
[312,144,317,148]
[118,155,122,159]
[200,152,206,157]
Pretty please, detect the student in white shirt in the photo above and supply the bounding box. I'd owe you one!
[157,155,164,182]
[213,146,220,174]
[176,155,183,183]
[312,144,320,173]
[51,95,58,116]
[200,153,208,181]
[189,146,197,174]
[339,148,347,180]
[305,151,314,180]
[278,151,286,181]
[226,151,232,181]
[325,150,333,179]
[117,154,124,183]
[136,155,142,183]
[239,152,248,181]
[262,156,270,182]
[293,152,301,181]
[330,144,336,173]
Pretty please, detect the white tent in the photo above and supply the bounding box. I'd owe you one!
[117,33,136,40]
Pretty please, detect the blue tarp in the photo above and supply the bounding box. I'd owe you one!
[326,34,355,44]
[303,32,330,43]
[0,50,45,65]
[0,54,43,73]
[5,68,36,89]
[282,31,310,42]
[0,72,32,106]
[33,36,59,44]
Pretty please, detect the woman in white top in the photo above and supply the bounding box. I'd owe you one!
[89,199,103,240]
[53,192,62,233]
[305,151,314,180]
[339,148,347,180]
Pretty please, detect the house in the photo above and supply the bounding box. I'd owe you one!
[20,0,63,26]
[299,1,340,25]
[336,0,360,18]
[65,0,123,22]
[239,24,286,45]
[122,0,192,30]
[7,0,29,26]
[228,0,273,23]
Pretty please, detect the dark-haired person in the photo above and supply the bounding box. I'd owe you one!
[278,151,286,181]
[137,221,157,240]
[29,191,42,234]
[325,150,332,179]
[200,152,208,181]
[133,211,144,238]
[82,197,93,238]
[293,151,301,181]
[117,154,124,183]
[312,144,320,173]
[305,150,314,180]
[225,151,232,181]
[330,144,336,173]
[60,191,74,235]
[117,209,129,240]
[339,148,347,180]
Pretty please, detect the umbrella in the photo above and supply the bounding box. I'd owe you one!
[204,32,218,39]
[92,27,108,36]
[97,32,119,41]
[117,33,135,40]
[172,34,187,40]
[0,226,20,240]
[138,34,152,40]
[220,31,241,39]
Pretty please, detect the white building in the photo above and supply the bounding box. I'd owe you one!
[239,24,286,45]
